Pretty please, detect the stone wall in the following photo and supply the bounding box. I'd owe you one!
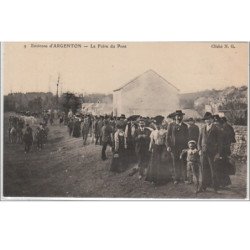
[231,125,247,161]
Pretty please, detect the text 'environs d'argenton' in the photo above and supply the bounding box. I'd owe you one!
[26,43,127,49]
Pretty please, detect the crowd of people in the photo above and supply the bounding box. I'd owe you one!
[66,109,236,194]
[7,108,237,194]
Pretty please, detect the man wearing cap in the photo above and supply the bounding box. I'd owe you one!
[133,118,151,179]
[187,118,199,143]
[198,112,223,192]
[166,110,189,184]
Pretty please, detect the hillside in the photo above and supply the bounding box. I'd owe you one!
[180,86,247,124]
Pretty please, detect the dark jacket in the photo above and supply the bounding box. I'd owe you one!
[134,128,151,154]
[188,124,199,143]
[198,124,223,156]
[221,123,236,156]
[166,122,189,153]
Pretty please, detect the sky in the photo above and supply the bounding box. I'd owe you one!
[2,42,248,95]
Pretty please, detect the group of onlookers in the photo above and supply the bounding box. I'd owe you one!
[79,110,236,194]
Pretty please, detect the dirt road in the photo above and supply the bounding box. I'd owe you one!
[3,113,247,199]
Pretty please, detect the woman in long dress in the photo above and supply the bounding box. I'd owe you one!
[110,122,128,173]
[146,119,171,185]
[72,118,81,138]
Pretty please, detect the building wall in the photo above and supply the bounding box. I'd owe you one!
[113,76,179,117]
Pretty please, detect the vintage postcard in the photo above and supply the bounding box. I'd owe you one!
[0,42,248,200]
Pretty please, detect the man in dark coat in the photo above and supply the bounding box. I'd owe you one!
[198,112,223,192]
[96,116,104,145]
[134,118,151,179]
[101,120,113,160]
[166,110,189,184]
[187,117,200,143]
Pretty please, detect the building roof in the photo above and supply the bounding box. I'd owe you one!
[182,109,202,119]
[113,69,179,92]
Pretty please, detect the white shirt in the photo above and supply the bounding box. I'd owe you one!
[206,123,213,131]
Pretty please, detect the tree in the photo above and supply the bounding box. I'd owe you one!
[28,97,43,113]
[59,92,82,114]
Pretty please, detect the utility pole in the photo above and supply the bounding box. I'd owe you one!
[56,74,60,109]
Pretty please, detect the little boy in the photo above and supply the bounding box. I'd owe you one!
[180,140,200,193]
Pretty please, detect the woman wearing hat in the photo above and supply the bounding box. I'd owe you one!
[146,116,171,185]
[166,110,189,184]
[110,121,128,173]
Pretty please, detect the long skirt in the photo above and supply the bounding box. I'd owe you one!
[72,125,81,138]
[146,144,172,184]
[110,149,128,173]
[215,158,232,187]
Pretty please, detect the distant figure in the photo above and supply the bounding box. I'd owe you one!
[72,118,81,138]
[49,113,54,125]
[96,117,104,145]
[35,127,44,150]
[101,120,113,160]
[68,118,74,136]
[59,116,64,126]
[82,116,90,145]
[23,124,33,153]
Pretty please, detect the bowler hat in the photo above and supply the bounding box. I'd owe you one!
[167,112,176,119]
[202,112,213,120]
[174,110,185,116]
[213,114,220,121]
[154,115,165,125]
[127,115,140,121]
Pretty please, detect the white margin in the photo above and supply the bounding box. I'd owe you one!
[0,42,3,200]
[0,41,249,201]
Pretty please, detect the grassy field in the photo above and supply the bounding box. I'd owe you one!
[3,112,247,199]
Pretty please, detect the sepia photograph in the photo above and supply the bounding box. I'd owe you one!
[1,42,248,199]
